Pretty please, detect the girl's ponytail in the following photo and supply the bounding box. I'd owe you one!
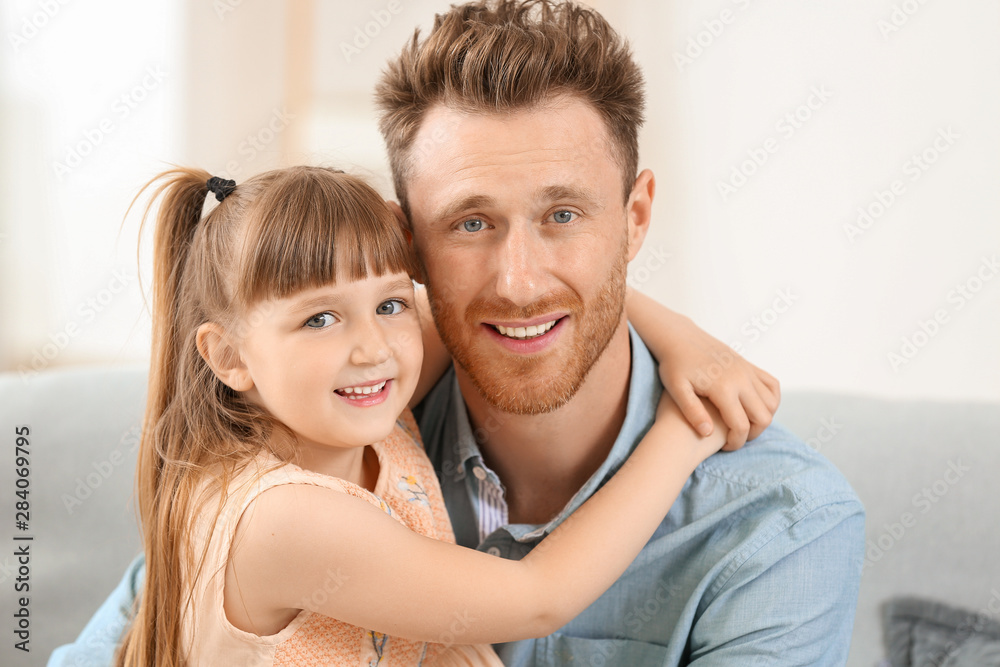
[142,168,213,435]
[117,167,214,667]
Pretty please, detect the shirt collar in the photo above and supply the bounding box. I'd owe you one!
[449,383,480,481]
[448,323,662,541]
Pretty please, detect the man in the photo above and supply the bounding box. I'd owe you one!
[51,1,863,665]
[379,2,862,664]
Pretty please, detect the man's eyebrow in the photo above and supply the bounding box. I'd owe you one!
[540,184,601,206]
[433,186,600,222]
[434,194,498,223]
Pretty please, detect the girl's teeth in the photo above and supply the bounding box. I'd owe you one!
[339,381,387,397]
[495,320,557,340]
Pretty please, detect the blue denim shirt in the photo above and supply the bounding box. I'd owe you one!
[415,326,865,666]
[50,327,864,667]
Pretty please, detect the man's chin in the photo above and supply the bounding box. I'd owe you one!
[458,354,586,416]
[472,378,577,416]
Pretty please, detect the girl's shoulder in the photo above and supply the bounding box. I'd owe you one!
[194,410,451,546]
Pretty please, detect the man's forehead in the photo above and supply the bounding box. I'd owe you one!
[414,97,612,156]
[404,99,619,209]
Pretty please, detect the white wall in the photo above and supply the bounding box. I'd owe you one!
[0,0,288,380]
[1,0,182,375]
[2,0,997,403]
[610,1,1000,403]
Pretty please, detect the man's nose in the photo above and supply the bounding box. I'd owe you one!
[349,318,392,368]
[493,222,548,307]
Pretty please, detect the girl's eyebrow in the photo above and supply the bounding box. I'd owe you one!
[382,277,416,294]
[287,292,344,314]
[287,277,414,314]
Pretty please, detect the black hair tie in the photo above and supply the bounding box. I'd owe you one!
[206,176,237,202]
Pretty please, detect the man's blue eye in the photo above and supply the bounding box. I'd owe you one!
[305,313,335,328]
[463,219,484,232]
[377,300,404,316]
[553,210,575,224]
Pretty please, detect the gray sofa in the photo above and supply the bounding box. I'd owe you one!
[1,365,998,666]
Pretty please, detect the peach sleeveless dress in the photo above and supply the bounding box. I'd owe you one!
[181,410,504,666]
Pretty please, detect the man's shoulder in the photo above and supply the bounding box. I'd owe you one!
[683,422,863,528]
[650,422,865,612]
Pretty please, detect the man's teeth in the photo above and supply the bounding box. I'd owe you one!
[494,320,557,340]
[338,381,387,398]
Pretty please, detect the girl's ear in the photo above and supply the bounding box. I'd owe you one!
[196,322,254,392]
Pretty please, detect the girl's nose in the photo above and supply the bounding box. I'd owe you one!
[349,319,392,367]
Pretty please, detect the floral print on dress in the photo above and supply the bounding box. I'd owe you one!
[377,497,392,516]
[368,630,388,666]
[398,475,431,507]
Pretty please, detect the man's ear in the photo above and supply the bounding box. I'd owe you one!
[388,200,412,240]
[388,199,429,284]
[195,322,254,392]
[625,169,656,262]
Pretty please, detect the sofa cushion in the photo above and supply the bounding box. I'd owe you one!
[0,365,146,661]
[776,393,1000,666]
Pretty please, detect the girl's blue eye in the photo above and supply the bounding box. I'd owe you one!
[376,299,404,316]
[305,313,335,328]
[552,210,576,224]
[462,219,484,233]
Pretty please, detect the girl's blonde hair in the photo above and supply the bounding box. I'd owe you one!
[115,165,415,666]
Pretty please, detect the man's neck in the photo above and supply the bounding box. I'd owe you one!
[456,320,632,525]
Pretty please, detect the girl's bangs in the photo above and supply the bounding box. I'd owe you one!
[233,169,415,306]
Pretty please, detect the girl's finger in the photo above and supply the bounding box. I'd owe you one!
[671,381,714,437]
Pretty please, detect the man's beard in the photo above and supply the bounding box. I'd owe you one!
[425,241,628,416]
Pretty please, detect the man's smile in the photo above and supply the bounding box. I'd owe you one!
[487,315,566,341]
[481,316,567,353]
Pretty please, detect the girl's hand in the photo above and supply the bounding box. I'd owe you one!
[654,387,728,464]
[627,289,781,451]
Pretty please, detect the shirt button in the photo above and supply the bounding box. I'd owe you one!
[472,466,487,481]
[486,546,502,557]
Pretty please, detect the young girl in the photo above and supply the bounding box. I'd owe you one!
[116,165,776,666]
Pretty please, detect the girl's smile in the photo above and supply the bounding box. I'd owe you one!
[230,272,423,480]
[334,378,392,406]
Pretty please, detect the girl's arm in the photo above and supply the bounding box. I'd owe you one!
[410,284,781,445]
[226,395,727,644]
[408,283,452,409]
[626,288,781,450]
